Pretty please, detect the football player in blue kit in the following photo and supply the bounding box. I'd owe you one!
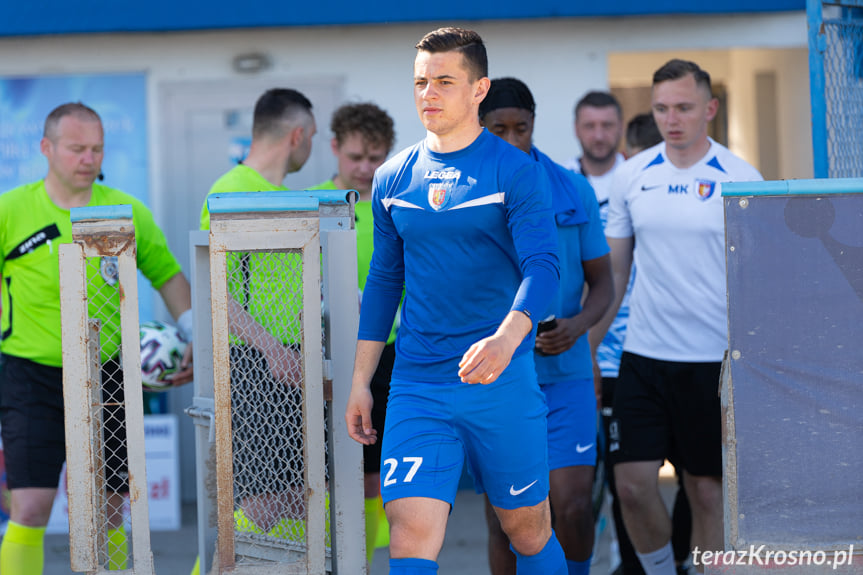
[478,78,613,575]
[344,27,567,575]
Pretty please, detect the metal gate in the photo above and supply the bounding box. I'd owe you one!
[59,205,154,574]
[715,179,863,574]
[187,190,364,574]
[808,0,863,178]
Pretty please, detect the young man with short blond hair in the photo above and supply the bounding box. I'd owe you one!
[600,59,762,575]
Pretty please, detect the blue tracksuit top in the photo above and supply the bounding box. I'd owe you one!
[530,146,610,383]
[358,129,560,383]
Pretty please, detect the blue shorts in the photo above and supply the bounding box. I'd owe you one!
[542,378,597,470]
[381,353,549,510]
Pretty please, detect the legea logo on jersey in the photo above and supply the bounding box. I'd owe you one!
[696,179,716,201]
[424,169,461,180]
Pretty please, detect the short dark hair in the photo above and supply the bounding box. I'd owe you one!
[253,88,314,139]
[415,27,488,81]
[653,59,712,94]
[574,91,622,121]
[479,77,535,120]
[44,102,101,140]
[626,113,663,151]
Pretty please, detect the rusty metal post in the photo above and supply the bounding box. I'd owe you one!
[60,240,99,571]
[60,205,154,574]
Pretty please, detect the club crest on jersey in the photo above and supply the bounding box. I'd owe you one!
[696,179,716,201]
[428,181,453,210]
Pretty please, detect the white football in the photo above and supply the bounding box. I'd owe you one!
[139,320,188,392]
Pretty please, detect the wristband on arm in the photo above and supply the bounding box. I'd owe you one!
[177,308,194,343]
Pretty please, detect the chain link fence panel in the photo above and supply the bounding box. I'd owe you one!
[823,15,863,177]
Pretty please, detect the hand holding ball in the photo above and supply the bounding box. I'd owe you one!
[140,320,189,392]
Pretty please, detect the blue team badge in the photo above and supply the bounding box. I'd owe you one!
[428,181,453,211]
[100,256,119,286]
[696,179,716,201]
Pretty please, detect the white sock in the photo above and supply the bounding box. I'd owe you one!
[636,541,676,575]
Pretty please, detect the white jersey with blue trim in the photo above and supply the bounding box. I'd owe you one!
[564,153,624,212]
[566,153,631,377]
[606,139,762,362]
[358,129,560,383]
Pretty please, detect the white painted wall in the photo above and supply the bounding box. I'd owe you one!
[0,12,807,195]
[728,47,813,179]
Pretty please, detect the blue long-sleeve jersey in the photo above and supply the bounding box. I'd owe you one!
[358,129,560,383]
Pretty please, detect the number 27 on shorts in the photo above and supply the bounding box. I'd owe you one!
[382,456,424,486]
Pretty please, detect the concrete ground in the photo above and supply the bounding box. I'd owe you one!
[43,504,200,574]
[369,464,680,575]
[42,471,680,574]
[369,486,623,575]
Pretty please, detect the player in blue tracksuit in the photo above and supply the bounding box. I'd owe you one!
[479,78,613,575]
[345,27,567,575]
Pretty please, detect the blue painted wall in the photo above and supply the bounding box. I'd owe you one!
[3,0,806,37]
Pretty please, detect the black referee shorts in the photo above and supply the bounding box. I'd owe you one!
[0,354,129,492]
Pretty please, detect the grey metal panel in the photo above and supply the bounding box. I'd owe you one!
[59,242,100,572]
[117,248,156,574]
[324,229,366,574]
[188,230,219,575]
[725,194,863,550]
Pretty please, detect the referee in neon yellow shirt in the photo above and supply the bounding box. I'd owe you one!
[0,102,194,575]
